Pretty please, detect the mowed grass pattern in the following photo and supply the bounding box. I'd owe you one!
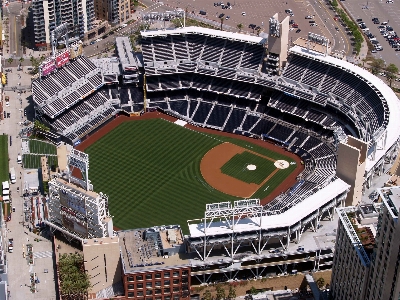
[85,119,298,233]
[23,154,58,169]
[221,152,276,184]
[85,119,232,232]
[29,140,57,155]
[0,135,9,182]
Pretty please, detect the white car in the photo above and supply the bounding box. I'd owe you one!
[241,12,246,16]
[305,15,314,19]
[386,0,393,3]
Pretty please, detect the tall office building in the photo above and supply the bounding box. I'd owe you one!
[94,0,130,25]
[331,186,400,300]
[32,0,95,49]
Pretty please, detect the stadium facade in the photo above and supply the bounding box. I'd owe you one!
[32,21,400,296]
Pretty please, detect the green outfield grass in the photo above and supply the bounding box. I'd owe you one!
[0,135,9,182]
[29,139,57,155]
[221,151,276,184]
[85,119,297,233]
[23,154,58,169]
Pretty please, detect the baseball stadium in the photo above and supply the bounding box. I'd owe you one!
[33,15,400,288]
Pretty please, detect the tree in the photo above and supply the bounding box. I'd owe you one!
[228,285,237,299]
[7,58,13,65]
[19,57,25,63]
[249,286,258,295]
[256,27,261,36]
[370,58,385,75]
[385,63,399,87]
[216,285,226,300]
[220,17,224,31]
[316,277,325,289]
[203,289,212,300]
[237,23,243,33]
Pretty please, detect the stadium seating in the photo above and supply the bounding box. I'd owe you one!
[206,105,231,128]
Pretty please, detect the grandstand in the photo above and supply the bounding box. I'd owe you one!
[137,27,400,276]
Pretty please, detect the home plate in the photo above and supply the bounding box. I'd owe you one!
[274,160,289,169]
[247,164,257,171]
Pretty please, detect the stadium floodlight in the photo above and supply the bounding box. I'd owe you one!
[51,23,70,57]
[234,199,260,208]
[206,202,231,212]
[269,17,280,38]
[307,32,329,55]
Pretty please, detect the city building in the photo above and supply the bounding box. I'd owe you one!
[32,0,95,49]
[44,149,114,241]
[331,186,400,300]
[94,0,130,25]
[82,236,122,298]
[119,226,191,299]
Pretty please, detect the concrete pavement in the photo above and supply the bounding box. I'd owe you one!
[0,66,57,299]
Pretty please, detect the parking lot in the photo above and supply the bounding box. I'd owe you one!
[162,0,351,53]
[341,0,400,66]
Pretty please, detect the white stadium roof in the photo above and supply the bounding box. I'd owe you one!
[290,45,400,172]
[141,26,266,45]
[188,178,349,238]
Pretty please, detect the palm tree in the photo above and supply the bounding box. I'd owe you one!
[256,27,261,36]
[220,17,224,31]
[237,23,243,33]
[7,58,13,65]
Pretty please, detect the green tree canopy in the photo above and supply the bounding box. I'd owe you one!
[385,63,399,87]
[237,23,243,33]
[370,58,385,75]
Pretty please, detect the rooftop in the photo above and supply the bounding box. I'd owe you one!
[115,37,139,71]
[141,26,266,45]
[54,177,99,199]
[91,58,121,75]
[119,226,190,274]
[379,186,400,219]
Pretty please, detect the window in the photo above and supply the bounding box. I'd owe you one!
[173,271,179,277]
[155,281,161,287]
[173,287,179,293]
[137,275,143,281]
[128,284,134,290]
[164,272,170,278]
[173,279,179,285]
[155,289,162,294]
[146,274,152,280]
[165,297,171,300]
[137,283,143,289]
[174,296,180,300]
[146,282,153,288]
[127,292,134,298]
[164,280,170,286]
[164,288,171,294]
[146,290,152,296]
[155,273,162,279]
[137,291,144,296]
[127,276,134,282]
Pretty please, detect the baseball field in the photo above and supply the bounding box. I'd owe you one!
[80,114,302,233]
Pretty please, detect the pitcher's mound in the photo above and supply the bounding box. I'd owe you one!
[274,160,289,169]
[246,164,257,171]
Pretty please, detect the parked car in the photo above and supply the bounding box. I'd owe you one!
[305,15,313,19]
[296,28,301,33]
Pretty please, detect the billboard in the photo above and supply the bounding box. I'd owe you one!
[62,212,88,236]
[70,43,83,59]
[41,60,56,77]
[55,50,70,68]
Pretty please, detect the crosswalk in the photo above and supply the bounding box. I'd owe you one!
[33,251,53,259]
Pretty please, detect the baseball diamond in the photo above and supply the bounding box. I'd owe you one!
[77,113,302,232]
